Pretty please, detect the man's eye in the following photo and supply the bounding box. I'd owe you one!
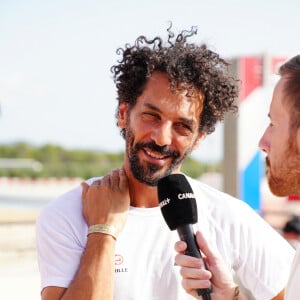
[142,112,159,121]
[174,123,193,135]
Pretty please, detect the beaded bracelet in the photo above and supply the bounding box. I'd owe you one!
[87,224,118,240]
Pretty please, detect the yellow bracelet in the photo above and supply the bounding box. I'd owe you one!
[87,224,118,240]
[233,286,239,300]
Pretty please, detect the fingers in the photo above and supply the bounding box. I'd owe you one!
[175,253,203,269]
[118,168,128,190]
[101,171,112,187]
[174,238,206,270]
[108,168,128,190]
[175,237,212,297]
[176,254,212,294]
[182,275,212,292]
[90,169,128,191]
[174,240,187,253]
[175,231,237,298]
[81,169,130,229]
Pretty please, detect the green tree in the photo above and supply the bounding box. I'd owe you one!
[0,142,220,179]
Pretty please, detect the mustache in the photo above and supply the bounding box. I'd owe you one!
[135,141,180,158]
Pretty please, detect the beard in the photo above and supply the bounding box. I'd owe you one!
[266,145,300,197]
[125,127,192,187]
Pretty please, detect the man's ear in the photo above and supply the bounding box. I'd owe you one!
[117,103,128,128]
[193,131,206,150]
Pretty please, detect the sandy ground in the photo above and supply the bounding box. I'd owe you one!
[0,251,40,300]
[0,207,41,300]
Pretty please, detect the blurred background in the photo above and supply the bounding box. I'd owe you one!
[1,0,300,299]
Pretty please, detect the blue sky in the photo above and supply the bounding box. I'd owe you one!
[0,0,299,162]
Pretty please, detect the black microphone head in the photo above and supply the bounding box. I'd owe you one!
[157,173,198,230]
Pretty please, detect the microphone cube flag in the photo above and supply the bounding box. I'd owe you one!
[157,174,198,231]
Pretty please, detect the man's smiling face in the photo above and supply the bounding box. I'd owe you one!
[118,72,205,186]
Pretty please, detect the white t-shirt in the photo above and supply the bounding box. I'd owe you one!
[285,245,300,300]
[36,175,295,300]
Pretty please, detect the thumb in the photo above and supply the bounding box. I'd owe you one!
[81,182,89,202]
[195,230,218,265]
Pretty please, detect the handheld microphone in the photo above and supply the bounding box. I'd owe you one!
[157,173,212,300]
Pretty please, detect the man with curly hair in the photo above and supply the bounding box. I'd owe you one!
[36,26,294,300]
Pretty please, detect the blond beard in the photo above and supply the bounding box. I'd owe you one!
[267,145,300,197]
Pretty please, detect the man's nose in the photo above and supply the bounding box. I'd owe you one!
[151,122,172,147]
[258,131,269,154]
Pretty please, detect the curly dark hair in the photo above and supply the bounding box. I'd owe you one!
[111,25,239,138]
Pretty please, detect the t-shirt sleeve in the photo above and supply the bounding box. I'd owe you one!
[36,189,86,290]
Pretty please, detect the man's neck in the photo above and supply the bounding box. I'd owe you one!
[127,175,159,208]
[122,161,182,208]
